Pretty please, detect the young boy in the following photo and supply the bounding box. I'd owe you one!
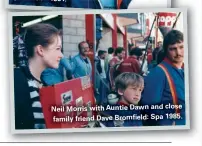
[101,72,144,127]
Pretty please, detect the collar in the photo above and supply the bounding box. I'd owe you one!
[163,57,184,69]
[117,101,129,106]
[21,66,42,84]
[129,56,137,59]
[79,54,88,61]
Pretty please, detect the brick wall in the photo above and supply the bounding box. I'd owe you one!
[62,15,86,58]
[62,16,125,56]
[98,27,112,52]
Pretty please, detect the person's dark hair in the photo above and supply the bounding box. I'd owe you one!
[98,50,107,57]
[78,41,88,50]
[130,47,143,57]
[108,47,114,54]
[163,30,183,54]
[114,47,124,56]
[24,23,61,58]
[157,49,165,64]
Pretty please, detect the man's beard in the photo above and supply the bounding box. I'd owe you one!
[81,51,87,56]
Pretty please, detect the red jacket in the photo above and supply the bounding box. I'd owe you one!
[117,56,141,74]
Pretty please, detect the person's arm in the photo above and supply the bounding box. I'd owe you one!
[131,60,141,74]
[70,57,77,77]
[96,59,102,74]
[140,66,166,126]
[60,57,72,72]
[60,57,73,80]
[41,69,62,86]
[116,62,121,73]
[141,66,166,105]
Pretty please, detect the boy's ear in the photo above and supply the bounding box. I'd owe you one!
[117,89,124,96]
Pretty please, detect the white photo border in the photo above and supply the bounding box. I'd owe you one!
[8,8,190,134]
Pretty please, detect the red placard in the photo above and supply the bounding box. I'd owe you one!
[158,12,177,27]
[39,76,96,129]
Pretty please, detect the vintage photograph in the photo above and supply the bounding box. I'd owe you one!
[9,9,189,133]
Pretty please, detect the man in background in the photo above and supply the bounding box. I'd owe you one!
[108,47,125,91]
[153,41,163,62]
[71,41,92,78]
[104,47,114,74]
[95,50,108,105]
[117,47,142,75]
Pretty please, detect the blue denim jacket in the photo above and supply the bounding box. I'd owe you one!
[41,57,72,86]
[141,58,185,126]
[71,54,92,78]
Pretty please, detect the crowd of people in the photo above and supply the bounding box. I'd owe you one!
[13,23,185,129]
[95,29,185,127]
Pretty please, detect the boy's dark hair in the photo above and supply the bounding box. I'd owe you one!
[115,72,144,92]
[163,30,184,54]
[98,50,107,57]
[108,47,114,54]
[114,47,124,56]
[24,23,61,58]
[130,47,143,57]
